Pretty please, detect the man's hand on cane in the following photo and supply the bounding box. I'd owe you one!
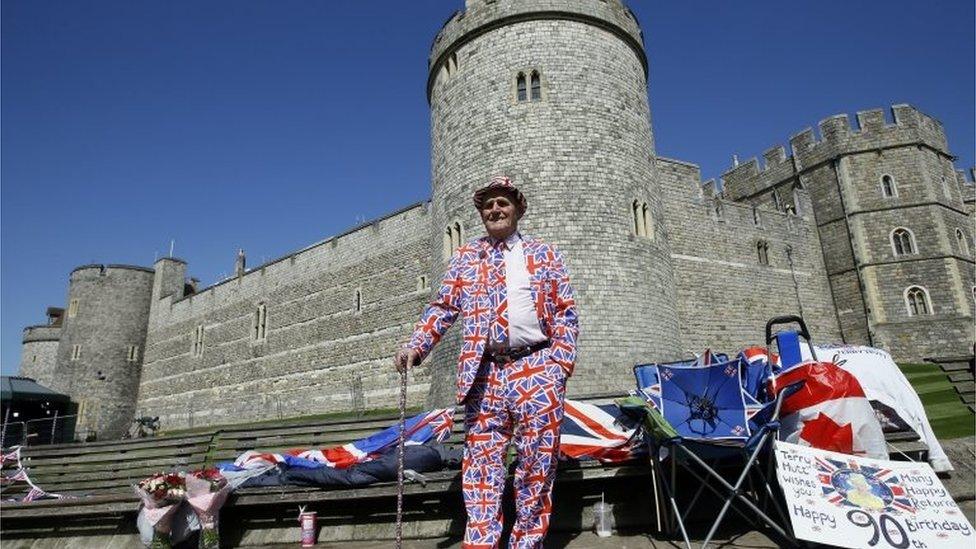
[394,348,420,373]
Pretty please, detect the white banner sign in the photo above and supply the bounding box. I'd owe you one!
[774,441,972,549]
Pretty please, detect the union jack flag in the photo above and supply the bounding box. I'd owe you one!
[231,408,455,470]
[559,400,643,463]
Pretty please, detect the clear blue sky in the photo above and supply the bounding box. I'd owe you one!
[2,1,973,375]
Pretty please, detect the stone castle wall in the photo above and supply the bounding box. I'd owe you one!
[136,204,433,430]
[52,265,154,438]
[721,105,975,361]
[657,157,843,354]
[19,325,61,389]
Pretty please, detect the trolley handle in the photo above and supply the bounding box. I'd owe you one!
[765,315,811,345]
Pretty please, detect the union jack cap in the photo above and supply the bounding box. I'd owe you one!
[472,176,527,213]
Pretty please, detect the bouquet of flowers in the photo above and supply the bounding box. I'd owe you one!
[135,472,186,548]
[185,468,230,549]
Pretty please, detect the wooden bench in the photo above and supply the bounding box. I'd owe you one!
[0,405,645,503]
[1,432,213,518]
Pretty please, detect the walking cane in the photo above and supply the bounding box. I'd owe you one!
[395,361,409,548]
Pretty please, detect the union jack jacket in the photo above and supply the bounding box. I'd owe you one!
[407,235,579,403]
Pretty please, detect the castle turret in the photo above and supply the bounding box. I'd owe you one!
[54,264,155,438]
[426,0,680,401]
[721,105,974,361]
[18,308,63,389]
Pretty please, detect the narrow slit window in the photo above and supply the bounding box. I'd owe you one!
[68,299,80,318]
[757,241,770,265]
[530,71,541,101]
[253,303,268,341]
[641,203,653,240]
[191,325,205,358]
[956,229,968,256]
[71,344,82,361]
[881,175,896,198]
[126,345,139,362]
[632,200,642,236]
[516,72,527,102]
[355,289,363,313]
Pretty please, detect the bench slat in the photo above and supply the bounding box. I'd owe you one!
[17,434,214,458]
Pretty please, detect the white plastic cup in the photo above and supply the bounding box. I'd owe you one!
[593,501,612,537]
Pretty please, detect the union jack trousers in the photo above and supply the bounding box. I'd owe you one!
[463,353,567,548]
[407,234,579,548]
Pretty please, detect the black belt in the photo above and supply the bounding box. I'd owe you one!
[484,340,550,364]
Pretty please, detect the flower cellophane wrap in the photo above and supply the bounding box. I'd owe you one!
[185,468,230,549]
[135,473,186,549]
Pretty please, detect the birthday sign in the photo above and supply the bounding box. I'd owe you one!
[774,441,972,549]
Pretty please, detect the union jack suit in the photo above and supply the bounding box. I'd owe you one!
[407,234,579,548]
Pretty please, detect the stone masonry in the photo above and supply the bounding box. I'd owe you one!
[722,105,975,360]
[18,0,975,435]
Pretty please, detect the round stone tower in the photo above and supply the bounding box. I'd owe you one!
[20,324,61,389]
[53,264,155,438]
[426,0,681,403]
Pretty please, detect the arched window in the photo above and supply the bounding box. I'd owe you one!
[890,228,916,256]
[417,275,429,291]
[904,286,931,316]
[443,220,464,257]
[641,202,653,240]
[956,229,968,256]
[757,240,770,265]
[880,175,896,198]
[632,200,653,239]
[530,71,541,101]
[516,72,527,102]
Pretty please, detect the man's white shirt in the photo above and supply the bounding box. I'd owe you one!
[500,232,548,347]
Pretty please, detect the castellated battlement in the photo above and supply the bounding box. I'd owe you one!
[658,157,813,235]
[70,263,155,278]
[428,0,644,101]
[723,105,951,202]
[155,202,430,320]
[22,325,61,343]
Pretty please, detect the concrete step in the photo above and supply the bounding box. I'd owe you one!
[954,381,975,395]
[948,371,975,383]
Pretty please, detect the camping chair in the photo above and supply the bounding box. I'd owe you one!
[634,356,797,548]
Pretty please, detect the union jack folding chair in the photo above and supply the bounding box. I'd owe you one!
[634,355,798,548]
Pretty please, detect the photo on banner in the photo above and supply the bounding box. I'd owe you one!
[774,441,972,549]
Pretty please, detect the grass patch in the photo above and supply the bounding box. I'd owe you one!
[898,363,974,440]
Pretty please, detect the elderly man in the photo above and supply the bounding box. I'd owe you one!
[395,176,579,548]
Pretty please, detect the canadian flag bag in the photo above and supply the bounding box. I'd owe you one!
[768,360,887,459]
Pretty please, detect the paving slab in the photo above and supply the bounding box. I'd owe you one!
[254,529,779,548]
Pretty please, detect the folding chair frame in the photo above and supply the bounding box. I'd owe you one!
[647,388,797,549]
